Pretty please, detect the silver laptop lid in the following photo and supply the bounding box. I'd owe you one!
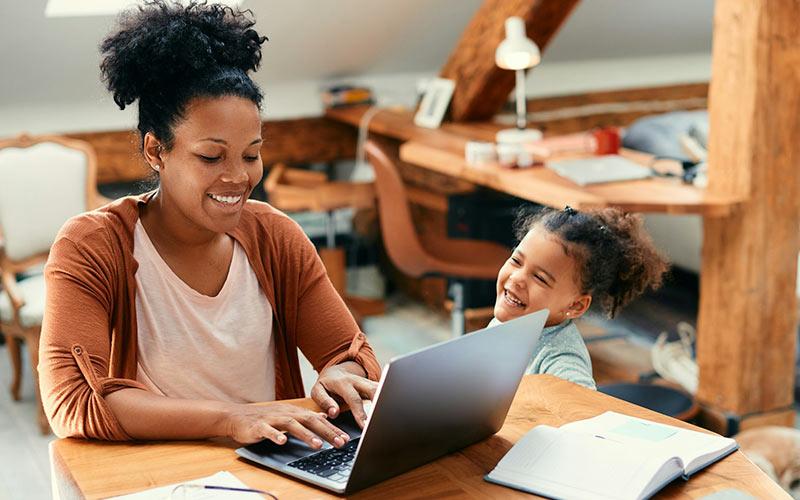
[345,309,548,492]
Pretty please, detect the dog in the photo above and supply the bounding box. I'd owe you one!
[736,426,800,498]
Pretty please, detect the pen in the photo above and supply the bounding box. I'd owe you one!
[175,483,278,499]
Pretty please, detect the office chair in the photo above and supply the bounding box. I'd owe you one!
[364,139,509,337]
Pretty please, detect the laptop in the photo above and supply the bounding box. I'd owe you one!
[236,309,548,494]
[547,155,652,186]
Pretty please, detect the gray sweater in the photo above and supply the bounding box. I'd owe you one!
[489,317,596,390]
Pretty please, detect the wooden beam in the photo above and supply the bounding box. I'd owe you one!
[439,0,580,122]
[696,0,800,418]
[523,82,709,113]
[519,82,709,134]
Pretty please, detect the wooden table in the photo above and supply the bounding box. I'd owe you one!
[50,375,785,499]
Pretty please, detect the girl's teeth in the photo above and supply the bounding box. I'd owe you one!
[505,290,524,307]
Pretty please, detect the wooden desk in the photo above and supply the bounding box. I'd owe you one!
[326,105,740,217]
[50,375,785,499]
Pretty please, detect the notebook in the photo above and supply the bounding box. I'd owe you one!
[547,155,652,185]
[485,411,738,500]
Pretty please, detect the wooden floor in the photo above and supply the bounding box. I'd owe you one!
[0,342,53,500]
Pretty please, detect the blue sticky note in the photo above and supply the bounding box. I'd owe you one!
[609,420,678,442]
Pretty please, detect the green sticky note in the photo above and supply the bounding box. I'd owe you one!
[609,420,678,442]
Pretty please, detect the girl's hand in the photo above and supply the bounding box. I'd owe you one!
[311,362,378,428]
[224,402,350,448]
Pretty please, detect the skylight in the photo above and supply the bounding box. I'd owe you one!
[45,0,244,18]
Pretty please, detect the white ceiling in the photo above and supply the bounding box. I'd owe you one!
[0,0,713,110]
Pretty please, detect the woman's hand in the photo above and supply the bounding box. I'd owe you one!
[224,402,351,448]
[310,361,378,428]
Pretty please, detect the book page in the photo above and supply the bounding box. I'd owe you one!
[488,425,672,500]
[562,412,736,475]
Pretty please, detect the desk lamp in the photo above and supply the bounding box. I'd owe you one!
[495,16,542,146]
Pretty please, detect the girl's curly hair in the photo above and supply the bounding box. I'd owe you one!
[100,0,268,149]
[515,205,670,318]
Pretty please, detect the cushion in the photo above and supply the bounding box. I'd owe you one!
[0,142,88,261]
[0,273,46,328]
[622,110,708,161]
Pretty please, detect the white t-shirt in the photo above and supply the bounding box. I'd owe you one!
[133,220,275,403]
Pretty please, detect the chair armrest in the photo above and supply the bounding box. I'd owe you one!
[1,269,25,321]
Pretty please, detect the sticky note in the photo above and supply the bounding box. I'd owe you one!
[609,420,678,442]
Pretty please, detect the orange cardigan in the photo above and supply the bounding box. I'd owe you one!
[39,193,381,440]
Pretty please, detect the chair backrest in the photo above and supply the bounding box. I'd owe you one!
[0,134,97,262]
[364,140,433,278]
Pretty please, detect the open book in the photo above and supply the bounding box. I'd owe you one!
[486,411,738,500]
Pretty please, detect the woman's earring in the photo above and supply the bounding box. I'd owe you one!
[152,163,160,172]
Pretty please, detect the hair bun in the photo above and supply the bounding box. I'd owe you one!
[100,0,267,110]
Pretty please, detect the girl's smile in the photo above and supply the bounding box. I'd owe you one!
[494,226,591,327]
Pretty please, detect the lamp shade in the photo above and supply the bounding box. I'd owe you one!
[495,17,541,70]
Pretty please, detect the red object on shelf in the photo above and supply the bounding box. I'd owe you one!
[592,127,622,155]
[532,127,621,157]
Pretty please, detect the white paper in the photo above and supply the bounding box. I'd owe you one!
[489,425,666,500]
[106,471,263,500]
[562,412,736,474]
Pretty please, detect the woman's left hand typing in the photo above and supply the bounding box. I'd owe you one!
[311,361,378,428]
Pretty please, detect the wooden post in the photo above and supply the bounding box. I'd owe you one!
[696,0,800,432]
[439,0,579,122]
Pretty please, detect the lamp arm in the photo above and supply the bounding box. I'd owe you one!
[515,68,527,130]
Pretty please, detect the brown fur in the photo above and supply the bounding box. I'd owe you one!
[736,426,800,498]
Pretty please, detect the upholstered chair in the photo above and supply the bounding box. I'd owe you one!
[0,133,105,434]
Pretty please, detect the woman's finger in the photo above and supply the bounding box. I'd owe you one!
[277,417,325,450]
[310,381,340,418]
[353,377,379,400]
[297,411,350,447]
[256,421,287,445]
[338,384,368,428]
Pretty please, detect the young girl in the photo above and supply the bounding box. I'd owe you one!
[492,205,669,389]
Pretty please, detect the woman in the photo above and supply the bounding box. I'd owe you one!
[39,1,380,449]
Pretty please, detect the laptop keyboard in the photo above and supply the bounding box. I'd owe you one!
[287,438,360,484]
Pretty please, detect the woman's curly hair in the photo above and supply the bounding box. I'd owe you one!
[100,0,268,149]
[515,205,670,318]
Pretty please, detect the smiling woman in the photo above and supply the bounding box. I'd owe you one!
[37,0,381,449]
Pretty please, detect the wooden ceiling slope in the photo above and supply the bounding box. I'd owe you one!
[440,0,580,122]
